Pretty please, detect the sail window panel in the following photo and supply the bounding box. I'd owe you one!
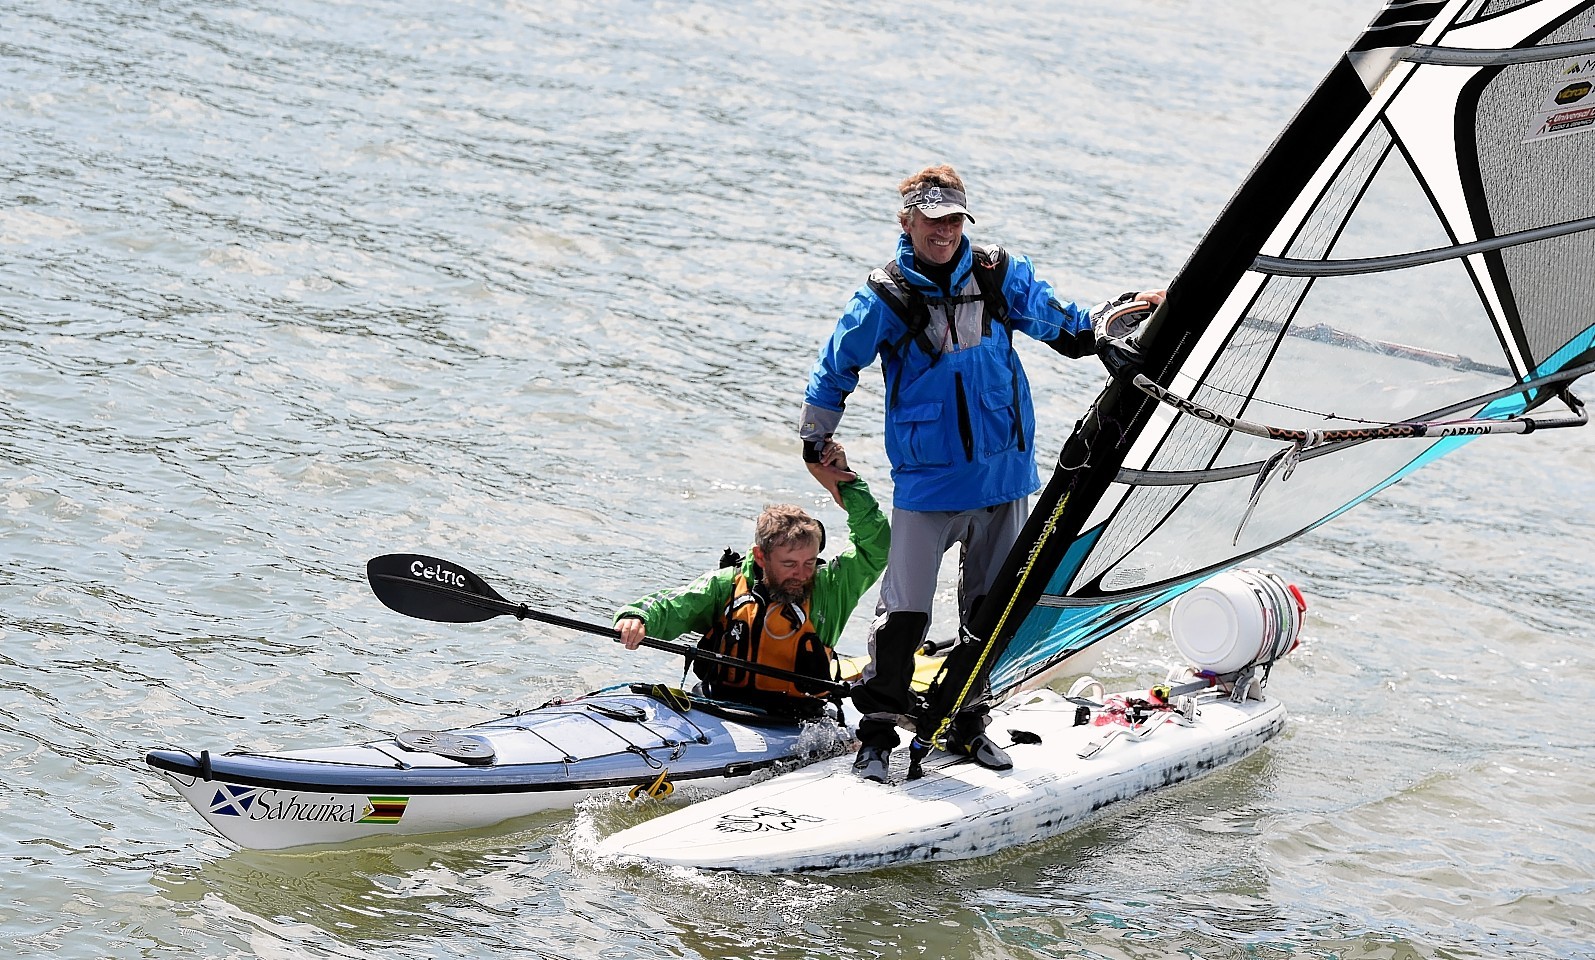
[1190,119,1507,441]
[1092,478,1244,592]
[1190,275,1314,430]
[1081,261,1511,595]
[1070,437,1427,595]
[1093,438,1449,593]
[1069,482,1190,592]
[1067,281,1312,591]
[1071,348,1254,590]
[1241,260,1510,435]
[1067,301,1284,591]
[1072,141,1516,594]
[1283,123,1394,261]
[1302,125,1465,265]
[991,591,1173,694]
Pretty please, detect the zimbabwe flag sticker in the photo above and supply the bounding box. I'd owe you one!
[359,796,410,824]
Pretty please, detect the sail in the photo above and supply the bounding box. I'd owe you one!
[919,0,1595,737]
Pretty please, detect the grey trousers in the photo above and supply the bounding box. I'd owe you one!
[853,498,1027,745]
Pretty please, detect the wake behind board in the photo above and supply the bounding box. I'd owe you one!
[597,679,1286,874]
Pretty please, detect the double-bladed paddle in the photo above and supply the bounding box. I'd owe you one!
[365,552,849,696]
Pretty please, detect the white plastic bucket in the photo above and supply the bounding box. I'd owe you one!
[1169,569,1306,675]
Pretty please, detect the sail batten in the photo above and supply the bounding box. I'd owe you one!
[1406,35,1595,63]
[1255,214,1595,275]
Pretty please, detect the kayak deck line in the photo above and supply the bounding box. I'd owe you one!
[145,747,794,796]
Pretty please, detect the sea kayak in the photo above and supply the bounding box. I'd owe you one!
[146,683,849,851]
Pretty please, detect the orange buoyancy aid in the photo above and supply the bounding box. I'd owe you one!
[693,569,837,712]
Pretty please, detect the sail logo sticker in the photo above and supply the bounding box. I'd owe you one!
[1525,105,1595,142]
[1554,81,1592,106]
[1527,24,1595,142]
[713,805,824,834]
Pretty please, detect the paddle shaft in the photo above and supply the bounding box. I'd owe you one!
[368,571,849,696]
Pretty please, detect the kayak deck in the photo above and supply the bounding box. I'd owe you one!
[147,685,849,850]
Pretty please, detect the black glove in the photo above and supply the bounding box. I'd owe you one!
[1090,292,1154,378]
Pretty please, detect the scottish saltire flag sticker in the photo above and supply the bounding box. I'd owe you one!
[207,785,260,817]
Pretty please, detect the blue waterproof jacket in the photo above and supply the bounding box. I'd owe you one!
[800,236,1094,512]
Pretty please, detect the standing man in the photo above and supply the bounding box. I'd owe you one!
[798,164,1163,780]
[614,442,889,719]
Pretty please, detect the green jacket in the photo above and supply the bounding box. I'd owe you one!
[614,478,889,647]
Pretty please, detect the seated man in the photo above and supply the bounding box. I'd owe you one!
[614,442,889,717]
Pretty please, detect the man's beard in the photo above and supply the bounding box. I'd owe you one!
[765,577,813,607]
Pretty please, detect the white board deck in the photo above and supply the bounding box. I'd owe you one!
[597,686,1286,873]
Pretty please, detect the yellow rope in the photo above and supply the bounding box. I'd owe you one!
[628,767,674,800]
[927,488,1073,747]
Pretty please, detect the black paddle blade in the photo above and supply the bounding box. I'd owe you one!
[366,553,514,624]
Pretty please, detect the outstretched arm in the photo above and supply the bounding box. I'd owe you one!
[806,439,856,507]
[800,290,889,503]
[1000,251,1166,360]
[811,470,890,647]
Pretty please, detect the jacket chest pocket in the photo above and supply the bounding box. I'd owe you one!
[887,401,952,469]
[977,386,1024,458]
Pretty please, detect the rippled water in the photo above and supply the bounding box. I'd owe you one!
[3,1,1593,958]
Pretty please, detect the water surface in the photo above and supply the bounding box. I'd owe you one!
[2,1,1592,958]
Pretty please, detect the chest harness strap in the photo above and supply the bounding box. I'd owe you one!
[867,244,1012,363]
